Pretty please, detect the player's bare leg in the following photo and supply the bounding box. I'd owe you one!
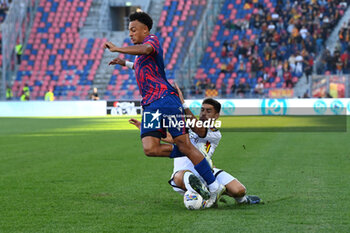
[140,133,212,165]
[224,179,247,198]
[225,179,262,204]
[141,136,208,161]
[173,171,186,190]
[141,136,173,157]
[173,134,208,165]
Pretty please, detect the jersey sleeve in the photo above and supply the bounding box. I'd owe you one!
[144,36,159,55]
[205,129,222,146]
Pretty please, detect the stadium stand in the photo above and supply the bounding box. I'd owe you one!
[104,0,207,100]
[326,13,350,75]
[194,0,349,98]
[7,0,350,100]
[0,0,11,67]
[12,0,107,100]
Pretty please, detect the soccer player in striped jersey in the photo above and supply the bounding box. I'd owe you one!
[104,11,224,207]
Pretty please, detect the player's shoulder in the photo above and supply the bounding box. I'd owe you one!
[209,127,220,133]
[145,34,159,42]
[207,127,221,138]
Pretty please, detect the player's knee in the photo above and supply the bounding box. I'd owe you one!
[236,185,246,197]
[143,145,157,157]
[173,171,186,190]
[173,135,194,155]
[174,140,191,155]
[173,172,183,186]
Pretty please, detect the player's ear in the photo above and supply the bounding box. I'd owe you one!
[214,112,219,119]
[143,25,148,35]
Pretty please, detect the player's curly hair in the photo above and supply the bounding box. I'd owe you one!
[203,98,221,113]
[129,12,153,31]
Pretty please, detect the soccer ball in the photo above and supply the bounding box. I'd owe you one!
[183,190,204,210]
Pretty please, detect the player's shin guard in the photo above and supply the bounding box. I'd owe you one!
[194,158,217,190]
[169,145,186,158]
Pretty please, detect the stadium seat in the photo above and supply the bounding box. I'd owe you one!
[14,0,97,100]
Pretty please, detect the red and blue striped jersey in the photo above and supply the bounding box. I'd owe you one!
[134,34,176,106]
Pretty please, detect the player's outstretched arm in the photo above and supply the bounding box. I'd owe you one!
[174,83,207,138]
[104,41,153,55]
[109,57,125,66]
[108,57,134,69]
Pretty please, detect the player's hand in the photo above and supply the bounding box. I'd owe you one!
[103,41,117,52]
[129,118,141,129]
[174,83,185,104]
[108,57,126,66]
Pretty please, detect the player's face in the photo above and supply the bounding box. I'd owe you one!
[199,104,219,121]
[129,20,149,44]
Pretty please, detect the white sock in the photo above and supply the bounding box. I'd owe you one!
[183,171,197,193]
[235,195,248,204]
[208,180,219,192]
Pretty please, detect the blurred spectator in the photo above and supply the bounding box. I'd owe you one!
[0,0,10,15]
[326,92,333,98]
[295,53,303,75]
[190,84,196,96]
[237,60,246,74]
[284,70,293,88]
[22,83,30,97]
[20,91,29,101]
[302,91,310,98]
[221,82,226,97]
[220,63,228,73]
[288,54,296,72]
[231,83,236,94]
[179,85,186,99]
[336,57,343,75]
[276,60,283,78]
[6,85,12,100]
[196,80,204,95]
[90,87,100,100]
[16,43,23,64]
[45,88,55,101]
[254,79,264,96]
[236,79,250,97]
[304,59,313,83]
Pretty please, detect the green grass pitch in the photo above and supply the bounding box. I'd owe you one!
[0,116,349,232]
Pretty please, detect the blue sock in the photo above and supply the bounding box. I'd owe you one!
[169,145,186,158]
[194,158,215,185]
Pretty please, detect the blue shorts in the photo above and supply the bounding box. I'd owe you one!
[141,94,187,139]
